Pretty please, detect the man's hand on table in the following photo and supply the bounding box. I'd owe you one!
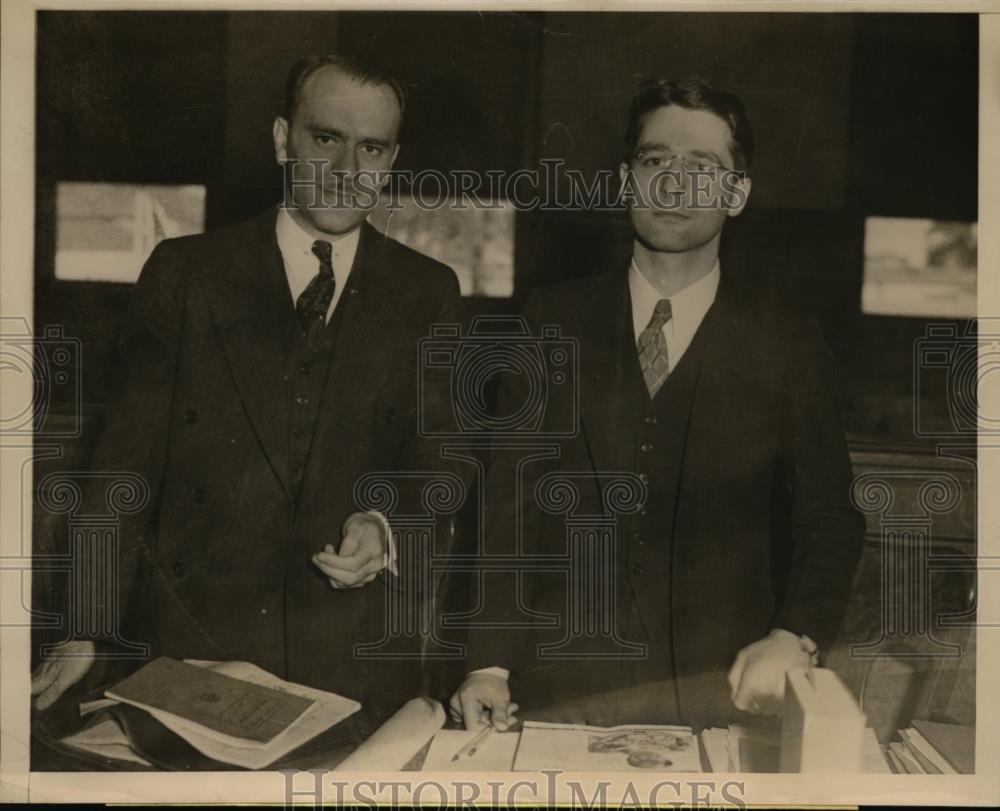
[450,671,520,731]
[728,628,816,715]
[312,512,389,589]
[31,639,95,711]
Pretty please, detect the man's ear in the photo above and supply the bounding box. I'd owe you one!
[273,116,289,164]
[726,175,752,218]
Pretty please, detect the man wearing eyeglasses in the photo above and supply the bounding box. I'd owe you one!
[451,78,864,731]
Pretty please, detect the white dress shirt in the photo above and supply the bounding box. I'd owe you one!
[275,208,396,575]
[276,206,360,324]
[628,257,721,367]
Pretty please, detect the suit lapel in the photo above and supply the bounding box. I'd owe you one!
[300,222,398,504]
[578,266,638,477]
[200,206,298,500]
[673,272,755,536]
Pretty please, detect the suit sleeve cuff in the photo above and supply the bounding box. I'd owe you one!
[366,511,398,576]
[469,666,510,680]
[772,627,820,665]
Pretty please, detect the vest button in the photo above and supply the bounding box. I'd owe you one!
[184,409,198,425]
[644,415,658,425]
[299,363,312,375]
[631,562,644,575]
[639,473,649,484]
[295,394,309,406]
[172,562,186,577]
[641,441,654,453]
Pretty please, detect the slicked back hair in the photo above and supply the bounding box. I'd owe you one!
[284,53,406,129]
[624,77,754,172]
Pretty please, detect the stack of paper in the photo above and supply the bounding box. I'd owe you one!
[60,656,361,769]
[705,668,878,774]
[700,727,733,772]
[61,717,153,766]
[699,725,779,772]
[780,668,867,773]
[885,721,974,774]
[699,725,888,773]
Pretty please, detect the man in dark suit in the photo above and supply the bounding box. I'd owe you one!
[32,53,462,725]
[451,78,865,731]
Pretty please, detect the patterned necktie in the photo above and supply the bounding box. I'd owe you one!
[296,240,336,344]
[637,298,672,398]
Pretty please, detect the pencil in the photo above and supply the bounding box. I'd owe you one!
[452,723,494,762]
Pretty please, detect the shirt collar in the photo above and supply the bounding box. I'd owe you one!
[628,256,721,341]
[275,206,362,281]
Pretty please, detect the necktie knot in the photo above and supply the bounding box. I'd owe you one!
[311,239,334,276]
[647,298,672,331]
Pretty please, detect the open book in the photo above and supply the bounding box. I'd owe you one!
[106,657,315,748]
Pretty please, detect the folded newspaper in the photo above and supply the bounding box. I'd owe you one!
[71,657,361,769]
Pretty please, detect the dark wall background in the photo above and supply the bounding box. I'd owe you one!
[35,10,979,443]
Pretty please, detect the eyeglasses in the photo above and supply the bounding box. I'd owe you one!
[631,150,741,179]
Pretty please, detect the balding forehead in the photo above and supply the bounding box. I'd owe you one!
[300,64,401,109]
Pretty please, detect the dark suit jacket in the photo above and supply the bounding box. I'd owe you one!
[79,207,463,722]
[466,263,865,729]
